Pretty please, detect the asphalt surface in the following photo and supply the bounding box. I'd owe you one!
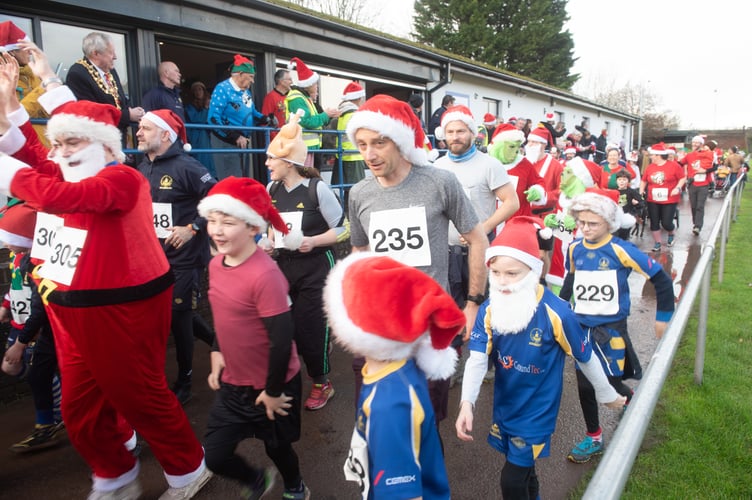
[0,193,723,499]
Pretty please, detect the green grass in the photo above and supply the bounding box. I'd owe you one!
[574,186,752,499]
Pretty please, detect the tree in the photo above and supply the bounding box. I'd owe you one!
[286,0,372,28]
[412,0,577,89]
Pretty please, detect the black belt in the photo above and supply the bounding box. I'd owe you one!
[40,270,174,308]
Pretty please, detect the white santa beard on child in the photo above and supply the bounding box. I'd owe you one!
[53,142,106,183]
[488,270,540,335]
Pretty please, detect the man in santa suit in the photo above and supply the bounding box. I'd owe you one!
[0,43,210,500]
[525,126,564,196]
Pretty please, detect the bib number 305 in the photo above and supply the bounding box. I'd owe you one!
[38,226,88,286]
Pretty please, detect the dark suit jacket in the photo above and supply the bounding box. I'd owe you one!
[65,59,132,133]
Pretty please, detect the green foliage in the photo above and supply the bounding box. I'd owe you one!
[413,0,577,89]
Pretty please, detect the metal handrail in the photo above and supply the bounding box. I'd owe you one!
[582,171,747,499]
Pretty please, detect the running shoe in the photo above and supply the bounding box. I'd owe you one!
[305,381,335,411]
[9,423,64,453]
[667,234,675,247]
[87,479,142,500]
[567,435,604,463]
[651,242,661,252]
[240,467,277,500]
[282,482,311,500]
[692,227,700,235]
[158,466,213,500]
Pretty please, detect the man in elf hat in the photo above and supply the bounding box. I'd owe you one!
[456,216,625,498]
[136,108,217,405]
[560,190,673,464]
[285,56,341,169]
[324,252,464,499]
[0,45,210,499]
[0,21,49,147]
[198,176,310,500]
[208,54,270,179]
[346,94,488,430]
[433,104,518,307]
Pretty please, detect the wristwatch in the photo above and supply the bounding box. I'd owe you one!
[466,294,485,306]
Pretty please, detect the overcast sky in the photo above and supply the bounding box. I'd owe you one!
[377,0,750,131]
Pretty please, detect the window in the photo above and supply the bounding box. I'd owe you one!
[40,22,129,97]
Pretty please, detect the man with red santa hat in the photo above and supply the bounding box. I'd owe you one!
[0,43,210,499]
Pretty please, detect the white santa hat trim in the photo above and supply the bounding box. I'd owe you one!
[485,246,543,276]
[346,110,429,166]
[569,191,635,233]
[198,193,266,229]
[691,135,705,145]
[46,114,124,163]
[566,157,596,187]
[438,105,477,138]
[143,112,178,144]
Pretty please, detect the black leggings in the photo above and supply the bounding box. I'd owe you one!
[500,461,539,499]
[576,369,633,434]
[647,202,676,232]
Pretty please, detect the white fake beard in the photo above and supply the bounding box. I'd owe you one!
[488,270,540,335]
[525,143,543,163]
[53,142,106,182]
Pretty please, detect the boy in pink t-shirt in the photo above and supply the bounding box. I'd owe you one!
[198,176,309,500]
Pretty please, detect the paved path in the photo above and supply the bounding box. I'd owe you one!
[0,194,723,499]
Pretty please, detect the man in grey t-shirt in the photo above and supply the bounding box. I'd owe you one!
[345,95,488,426]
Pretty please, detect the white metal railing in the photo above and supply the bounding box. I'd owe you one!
[582,171,747,499]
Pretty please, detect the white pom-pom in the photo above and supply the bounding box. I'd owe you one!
[434,126,445,141]
[283,229,304,250]
[619,211,636,229]
[538,226,553,240]
[414,336,458,380]
[183,143,192,152]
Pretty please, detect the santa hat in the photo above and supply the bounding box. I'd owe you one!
[691,135,705,145]
[0,21,29,52]
[288,57,319,88]
[341,82,365,101]
[564,147,577,156]
[490,123,525,144]
[46,99,124,162]
[508,116,517,124]
[433,104,476,141]
[485,216,551,276]
[545,111,556,122]
[0,203,36,248]
[569,189,635,233]
[323,253,465,380]
[267,109,307,167]
[197,176,302,250]
[527,126,552,145]
[483,113,497,126]
[667,146,677,155]
[648,142,669,155]
[346,94,430,166]
[143,110,191,152]
[230,54,255,74]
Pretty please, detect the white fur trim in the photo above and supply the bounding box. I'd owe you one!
[440,110,476,136]
[197,193,266,229]
[323,252,416,361]
[569,192,619,232]
[295,71,319,88]
[0,153,30,197]
[485,245,542,276]
[0,126,25,156]
[46,113,124,162]
[342,89,365,101]
[567,157,595,187]
[38,85,76,115]
[0,229,32,248]
[346,110,429,166]
[493,128,525,144]
[619,211,636,230]
[283,229,303,250]
[7,105,29,128]
[414,336,458,380]
[691,135,705,145]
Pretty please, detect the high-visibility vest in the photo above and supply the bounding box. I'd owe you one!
[336,111,362,161]
[285,89,321,148]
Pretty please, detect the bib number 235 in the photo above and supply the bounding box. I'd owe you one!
[368,207,431,267]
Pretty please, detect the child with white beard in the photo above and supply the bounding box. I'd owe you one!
[455,216,625,499]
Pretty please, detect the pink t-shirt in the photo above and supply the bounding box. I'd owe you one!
[208,249,300,388]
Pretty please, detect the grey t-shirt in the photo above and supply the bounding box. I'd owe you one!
[348,164,479,290]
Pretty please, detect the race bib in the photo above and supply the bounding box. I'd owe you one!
[693,173,707,183]
[152,202,173,239]
[31,212,65,262]
[37,227,87,286]
[651,187,669,202]
[573,269,619,316]
[274,212,304,249]
[368,207,430,267]
[9,286,32,325]
[344,427,370,500]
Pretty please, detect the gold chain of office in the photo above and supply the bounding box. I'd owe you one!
[76,58,121,109]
